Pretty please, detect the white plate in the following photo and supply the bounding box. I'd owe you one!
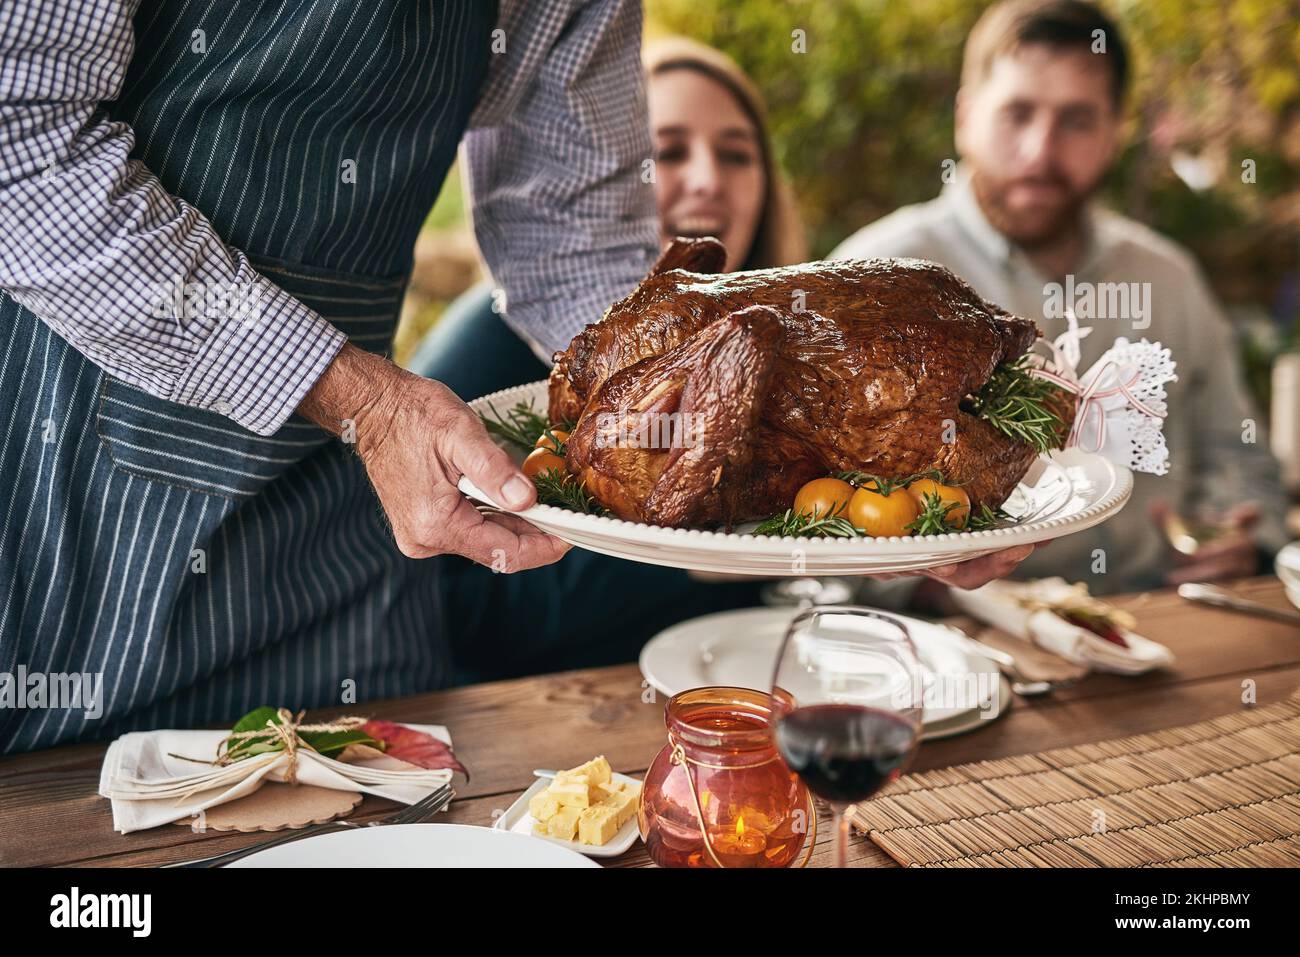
[1277,541,1300,592]
[638,606,1008,738]
[226,822,600,868]
[462,380,1132,576]
[492,772,641,858]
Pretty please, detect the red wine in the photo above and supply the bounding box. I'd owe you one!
[774,704,918,804]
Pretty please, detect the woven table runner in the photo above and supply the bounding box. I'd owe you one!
[851,690,1300,867]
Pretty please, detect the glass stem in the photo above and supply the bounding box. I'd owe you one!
[834,804,854,868]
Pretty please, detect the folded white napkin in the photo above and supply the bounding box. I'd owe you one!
[950,578,1174,675]
[98,724,454,834]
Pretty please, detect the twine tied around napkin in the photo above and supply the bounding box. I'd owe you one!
[214,708,368,785]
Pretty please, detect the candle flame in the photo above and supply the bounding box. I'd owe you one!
[736,815,746,836]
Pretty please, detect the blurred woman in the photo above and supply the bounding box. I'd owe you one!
[421,38,807,681]
[644,36,806,272]
[409,36,805,393]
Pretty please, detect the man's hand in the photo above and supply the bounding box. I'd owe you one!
[919,544,1039,589]
[1153,501,1261,586]
[299,343,570,571]
[870,544,1039,590]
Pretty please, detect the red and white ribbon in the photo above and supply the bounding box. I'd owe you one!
[1027,311,1168,455]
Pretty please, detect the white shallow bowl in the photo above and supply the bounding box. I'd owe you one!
[226,822,600,868]
[461,380,1132,577]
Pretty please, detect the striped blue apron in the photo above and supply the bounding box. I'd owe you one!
[0,0,496,752]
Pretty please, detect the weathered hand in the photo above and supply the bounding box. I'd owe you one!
[300,343,570,571]
[869,543,1040,590]
[918,544,1039,589]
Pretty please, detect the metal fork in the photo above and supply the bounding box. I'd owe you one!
[165,783,455,868]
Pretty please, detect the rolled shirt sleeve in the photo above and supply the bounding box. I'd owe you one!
[463,0,660,361]
[0,0,346,436]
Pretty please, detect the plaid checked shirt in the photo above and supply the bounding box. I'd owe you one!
[0,0,658,435]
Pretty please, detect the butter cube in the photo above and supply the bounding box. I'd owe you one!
[577,805,621,846]
[528,791,560,822]
[546,804,582,841]
[550,773,591,808]
[594,783,638,827]
[561,755,611,789]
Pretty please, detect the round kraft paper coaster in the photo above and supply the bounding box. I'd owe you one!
[172,783,364,832]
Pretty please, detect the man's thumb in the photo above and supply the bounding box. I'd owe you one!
[451,417,535,511]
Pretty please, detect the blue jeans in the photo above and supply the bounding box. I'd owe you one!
[413,285,763,683]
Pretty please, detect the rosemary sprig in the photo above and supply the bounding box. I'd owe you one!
[480,399,549,451]
[532,468,606,515]
[538,425,569,457]
[966,502,1013,531]
[755,503,861,538]
[906,492,963,536]
[480,400,575,453]
[964,356,1065,454]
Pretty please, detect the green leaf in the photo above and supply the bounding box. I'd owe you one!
[231,706,281,735]
[299,729,382,758]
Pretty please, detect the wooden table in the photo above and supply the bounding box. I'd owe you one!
[3,577,1298,868]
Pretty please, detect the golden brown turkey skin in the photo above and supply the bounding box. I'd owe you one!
[565,306,782,526]
[554,237,1069,528]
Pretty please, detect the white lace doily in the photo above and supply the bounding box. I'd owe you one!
[1033,316,1178,475]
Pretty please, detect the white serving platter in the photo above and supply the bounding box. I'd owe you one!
[461,380,1132,577]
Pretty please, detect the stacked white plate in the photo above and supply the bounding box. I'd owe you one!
[638,607,1010,740]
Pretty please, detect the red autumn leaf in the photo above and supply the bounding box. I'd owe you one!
[361,720,469,779]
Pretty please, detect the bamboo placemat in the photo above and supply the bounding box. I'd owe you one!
[851,690,1300,867]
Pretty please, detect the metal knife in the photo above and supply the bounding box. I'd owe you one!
[1177,583,1300,627]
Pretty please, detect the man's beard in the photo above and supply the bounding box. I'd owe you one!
[971,168,1097,250]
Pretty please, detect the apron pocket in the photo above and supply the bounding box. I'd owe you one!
[95,374,325,500]
[94,256,406,499]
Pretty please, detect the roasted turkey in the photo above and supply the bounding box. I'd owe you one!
[549,237,1071,529]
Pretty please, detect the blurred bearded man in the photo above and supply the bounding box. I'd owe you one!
[833,0,1288,593]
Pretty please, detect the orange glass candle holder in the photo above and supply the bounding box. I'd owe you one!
[638,686,815,868]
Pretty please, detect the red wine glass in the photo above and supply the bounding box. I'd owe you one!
[770,606,924,867]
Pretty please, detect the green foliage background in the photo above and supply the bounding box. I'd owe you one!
[645,0,1300,330]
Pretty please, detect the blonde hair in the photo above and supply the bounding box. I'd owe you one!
[643,36,808,270]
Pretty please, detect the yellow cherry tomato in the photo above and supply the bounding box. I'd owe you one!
[906,478,971,529]
[535,429,570,453]
[848,483,920,537]
[523,447,567,480]
[793,477,856,520]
